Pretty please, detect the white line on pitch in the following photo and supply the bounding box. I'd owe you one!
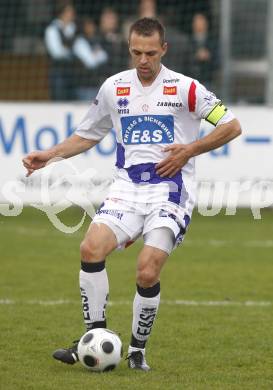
[0,299,271,307]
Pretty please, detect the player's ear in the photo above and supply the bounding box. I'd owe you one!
[161,42,168,57]
[128,41,132,55]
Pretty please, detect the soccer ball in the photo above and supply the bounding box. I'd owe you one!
[77,328,123,372]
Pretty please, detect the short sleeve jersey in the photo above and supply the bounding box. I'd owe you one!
[76,65,234,209]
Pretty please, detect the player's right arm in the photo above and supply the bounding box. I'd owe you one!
[23,80,113,177]
[22,135,98,177]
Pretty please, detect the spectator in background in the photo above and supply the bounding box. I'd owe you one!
[97,7,127,76]
[163,25,192,75]
[122,0,157,41]
[190,13,218,89]
[160,6,192,75]
[74,17,108,71]
[99,7,122,45]
[139,0,156,18]
[122,0,157,69]
[122,1,192,74]
[74,17,108,100]
[45,2,77,100]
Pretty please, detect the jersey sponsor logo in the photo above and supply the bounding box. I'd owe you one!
[157,101,183,108]
[117,98,130,114]
[163,86,177,95]
[114,78,131,85]
[118,109,129,114]
[117,98,129,108]
[121,115,174,145]
[163,78,180,83]
[116,87,130,96]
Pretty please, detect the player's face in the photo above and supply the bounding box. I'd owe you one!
[129,31,167,85]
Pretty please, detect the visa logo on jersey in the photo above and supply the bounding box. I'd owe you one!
[116,87,130,96]
[121,115,174,144]
[163,86,177,95]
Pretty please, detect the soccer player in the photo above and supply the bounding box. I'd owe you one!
[23,18,241,371]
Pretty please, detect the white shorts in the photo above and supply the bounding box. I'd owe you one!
[92,198,191,254]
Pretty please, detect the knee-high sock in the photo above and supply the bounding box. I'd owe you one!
[130,282,160,349]
[79,260,109,330]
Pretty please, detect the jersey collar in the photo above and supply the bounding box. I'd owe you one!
[133,64,166,95]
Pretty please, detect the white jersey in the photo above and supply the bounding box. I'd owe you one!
[76,65,234,217]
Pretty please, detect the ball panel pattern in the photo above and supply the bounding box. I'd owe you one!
[82,333,94,344]
[101,341,114,354]
[83,355,97,367]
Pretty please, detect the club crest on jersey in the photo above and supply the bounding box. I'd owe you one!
[116,87,130,96]
[121,115,174,145]
[163,86,177,95]
[142,104,149,112]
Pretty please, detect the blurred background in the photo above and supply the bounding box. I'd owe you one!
[0,0,272,104]
[2,4,273,389]
[0,0,272,210]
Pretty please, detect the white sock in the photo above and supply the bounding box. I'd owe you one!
[128,345,146,354]
[79,261,109,330]
[131,283,160,349]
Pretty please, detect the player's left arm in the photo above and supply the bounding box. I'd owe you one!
[156,82,242,178]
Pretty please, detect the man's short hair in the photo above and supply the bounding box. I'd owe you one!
[129,17,165,46]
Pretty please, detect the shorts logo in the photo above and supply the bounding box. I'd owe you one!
[116,87,130,96]
[163,86,177,95]
[121,115,174,144]
[96,208,123,220]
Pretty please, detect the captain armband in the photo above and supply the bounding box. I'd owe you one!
[205,102,227,126]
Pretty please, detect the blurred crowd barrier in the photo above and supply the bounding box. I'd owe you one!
[0,102,272,213]
[0,0,271,104]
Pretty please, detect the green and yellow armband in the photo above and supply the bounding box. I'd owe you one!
[205,102,227,126]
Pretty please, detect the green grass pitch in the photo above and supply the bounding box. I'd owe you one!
[1,207,273,390]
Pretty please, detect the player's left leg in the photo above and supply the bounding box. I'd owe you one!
[127,227,175,371]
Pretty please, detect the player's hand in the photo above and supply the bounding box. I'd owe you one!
[22,151,52,177]
[156,144,193,178]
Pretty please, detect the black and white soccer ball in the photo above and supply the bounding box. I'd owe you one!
[78,328,123,372]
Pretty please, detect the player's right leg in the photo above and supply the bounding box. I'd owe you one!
[79,222,119,331]
[53,222,120,365]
